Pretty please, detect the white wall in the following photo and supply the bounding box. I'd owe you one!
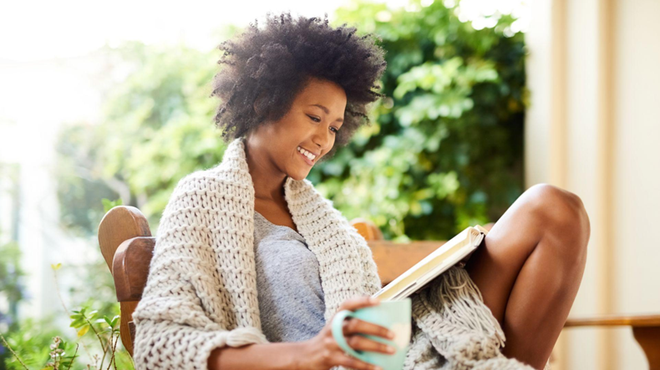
[526,0,660,369]
[613,0,660,367]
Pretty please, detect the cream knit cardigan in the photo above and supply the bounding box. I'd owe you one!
[132,137,538,370]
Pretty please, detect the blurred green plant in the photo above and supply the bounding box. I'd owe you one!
[1,317,64,370]
[317,0,527,240]
[101,199,123,213]
[55,30,239,236]
[0,238,27,368]
[1,264,133,370]
[0,240,25,324]
[54,0,525,242]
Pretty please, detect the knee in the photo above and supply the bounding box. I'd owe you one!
[526,183,591,251]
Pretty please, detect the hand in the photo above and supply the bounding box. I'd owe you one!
[296,296,397,370]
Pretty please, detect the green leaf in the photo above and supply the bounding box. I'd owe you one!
[70,319,83,328]
[102,198,123,213]
[77,325,89,337]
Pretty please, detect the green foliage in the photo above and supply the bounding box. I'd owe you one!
[49,248,120,337]
[1,268,133,370]
[54,123,122,238]
[0,240,25,316]
[98,42,226,222]
[54,0,526,241]
[0,238,28,368]
[101,199,122,214]
[2,318,63,370]
[68,306,127,370]
[55,22,244,236]
[54,39,232,235]
[311,0,527,240]
[1,241,132,370]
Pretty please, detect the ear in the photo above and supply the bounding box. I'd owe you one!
[253,92,268,117]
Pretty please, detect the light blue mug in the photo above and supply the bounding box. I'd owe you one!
[331,298,412,370]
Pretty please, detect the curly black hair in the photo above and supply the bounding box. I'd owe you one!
[210,11,387,158]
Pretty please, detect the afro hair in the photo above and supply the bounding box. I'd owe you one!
[210,11,387,158]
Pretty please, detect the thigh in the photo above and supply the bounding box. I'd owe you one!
[463,190,546,326]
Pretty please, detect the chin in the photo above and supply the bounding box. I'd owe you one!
[288,172,308,181]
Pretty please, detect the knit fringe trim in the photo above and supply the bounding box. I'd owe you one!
[407,266,535,370]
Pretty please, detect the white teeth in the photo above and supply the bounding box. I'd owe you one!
[297,146,316,161]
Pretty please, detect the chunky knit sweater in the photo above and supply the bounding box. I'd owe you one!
[131,137,539,370]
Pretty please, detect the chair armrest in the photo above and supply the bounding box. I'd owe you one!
[563,314,660,369]
[565,314,660,328]
[113,237,154,302]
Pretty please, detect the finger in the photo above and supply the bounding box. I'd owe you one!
[343,318,395,340]
[337,296,380,312]
[345,334,396,355]
[336,352,381,370]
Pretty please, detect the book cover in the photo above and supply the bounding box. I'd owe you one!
[372,225,489,301]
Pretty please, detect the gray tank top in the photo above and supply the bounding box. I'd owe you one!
[253,210,326,343]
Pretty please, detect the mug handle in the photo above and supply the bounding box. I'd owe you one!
[331,310,363,359]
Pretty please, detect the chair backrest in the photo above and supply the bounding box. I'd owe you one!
[98,206,445,357]
[98,206,155,356]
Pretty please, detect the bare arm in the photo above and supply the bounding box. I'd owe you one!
[208,296,394,370]
[208,342,304,370]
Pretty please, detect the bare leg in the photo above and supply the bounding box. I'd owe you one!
[464,184,590,369]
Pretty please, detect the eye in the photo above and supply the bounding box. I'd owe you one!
[308,114,339,134]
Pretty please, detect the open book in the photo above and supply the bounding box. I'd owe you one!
[372,225,489,301]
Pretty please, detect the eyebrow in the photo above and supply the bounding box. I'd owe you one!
[309,104,344,123]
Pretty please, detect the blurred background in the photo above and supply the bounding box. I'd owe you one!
[0,0,657,369]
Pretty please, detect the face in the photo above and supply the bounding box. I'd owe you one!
[246,77,347,181]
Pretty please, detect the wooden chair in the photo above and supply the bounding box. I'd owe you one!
[98,206,660,369]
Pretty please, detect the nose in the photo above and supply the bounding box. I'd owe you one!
[312,124,333,152]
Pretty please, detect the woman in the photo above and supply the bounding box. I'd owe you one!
[132,12,590,370]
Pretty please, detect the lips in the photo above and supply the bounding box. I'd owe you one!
[298,149,314,166]
[299,147,320,156]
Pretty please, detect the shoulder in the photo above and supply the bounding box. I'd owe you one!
[156,169,236,246]
[172,170,212,192]
[161,169,226,219]
[172,164,251,196]
[161,164,254,223]
[167,137,253,202]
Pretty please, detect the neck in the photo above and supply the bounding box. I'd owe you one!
[244,136,287,203]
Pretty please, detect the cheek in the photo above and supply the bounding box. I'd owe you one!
[277,117,308,137]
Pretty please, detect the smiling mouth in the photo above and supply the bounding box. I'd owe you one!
[297,146,319,166]
[297,149,315,166]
